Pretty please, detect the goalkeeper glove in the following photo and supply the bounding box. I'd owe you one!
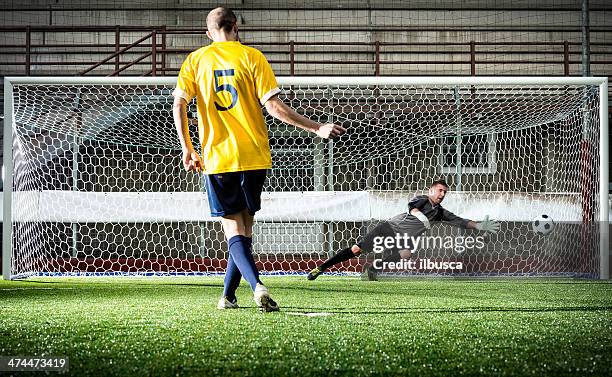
[475,215,500,234]
[413,211,431,230]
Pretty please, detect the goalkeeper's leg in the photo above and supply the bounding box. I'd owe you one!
[362,249,407,281]
[307,221,395,280]
[307,245,361,280]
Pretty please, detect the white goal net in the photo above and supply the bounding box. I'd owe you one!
[3,77,609,279]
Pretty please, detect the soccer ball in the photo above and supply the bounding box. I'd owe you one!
[532,214,555,235]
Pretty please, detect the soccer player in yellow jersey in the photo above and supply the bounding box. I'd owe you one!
[173,7,346,312]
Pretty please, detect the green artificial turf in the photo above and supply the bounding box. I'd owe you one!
[0,276,611,376]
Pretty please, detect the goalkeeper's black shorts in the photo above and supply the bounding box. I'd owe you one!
[357,221,398,255]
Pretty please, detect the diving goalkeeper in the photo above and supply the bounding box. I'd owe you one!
[307,179,500,280]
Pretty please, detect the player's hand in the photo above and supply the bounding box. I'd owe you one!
[413,211,431,230]
[475,215,500,233]
[315,123,347,139]
[182,149,203,173]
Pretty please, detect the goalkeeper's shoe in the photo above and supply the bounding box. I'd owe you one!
[361,263,378,281]
[254,283,280,313]
[217,296,239,310]
[307,267,323,281]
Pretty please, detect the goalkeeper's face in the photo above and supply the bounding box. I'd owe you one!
[428,184,448,205]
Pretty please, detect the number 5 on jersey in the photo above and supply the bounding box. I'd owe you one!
[214,69,238,111]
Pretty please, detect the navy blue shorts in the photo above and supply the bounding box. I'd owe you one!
[204,169,267,217]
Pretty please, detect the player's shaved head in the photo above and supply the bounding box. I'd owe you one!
[207,7,237,33]
[428,179,448,205]
[430,179,449,189]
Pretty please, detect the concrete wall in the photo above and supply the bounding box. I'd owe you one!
[0,2,610,76]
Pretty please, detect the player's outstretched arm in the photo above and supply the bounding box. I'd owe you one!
[264,96,346,139]
[172,96,203,172]
[469,216,500,233]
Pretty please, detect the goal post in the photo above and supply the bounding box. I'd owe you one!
[599,81,609,280]
[3,79,14,280]
[3,76,609,280]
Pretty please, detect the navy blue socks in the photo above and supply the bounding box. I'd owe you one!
[224,235,261,295]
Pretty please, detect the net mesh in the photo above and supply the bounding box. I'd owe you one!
[7,79,603,278]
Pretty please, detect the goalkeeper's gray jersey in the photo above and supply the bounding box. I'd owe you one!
[386,195,470,235]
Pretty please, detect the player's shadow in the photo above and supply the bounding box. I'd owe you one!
[282,305,612,315]
[277,283,426,295]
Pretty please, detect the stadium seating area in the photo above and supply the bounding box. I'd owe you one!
[0,2,611,75]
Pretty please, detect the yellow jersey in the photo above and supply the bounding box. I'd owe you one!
[173,41,280,174]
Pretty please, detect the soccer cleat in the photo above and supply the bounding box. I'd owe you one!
[217,296,239,310]
[307,267,323,281]
[361,263,378,281]
[263,297,279,313]
[254,283,280,313]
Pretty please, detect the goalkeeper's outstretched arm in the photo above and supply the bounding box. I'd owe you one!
[442,208,499,233]
[468,216,500,233]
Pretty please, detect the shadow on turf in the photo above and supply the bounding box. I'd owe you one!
[281,305,612,315]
